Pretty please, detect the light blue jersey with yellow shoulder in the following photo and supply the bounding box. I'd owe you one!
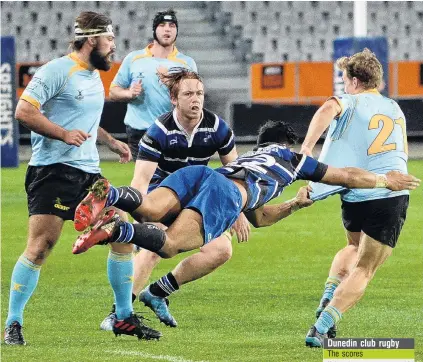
[21,53,104,174]
[111,44,197,130]
[310,89,409,202]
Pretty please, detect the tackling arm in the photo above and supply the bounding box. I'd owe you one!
[245,186,313,228]
[321,166,420,191]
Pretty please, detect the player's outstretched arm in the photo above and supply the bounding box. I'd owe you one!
[321,166,421,191]
[245,186,313,228]
[16,99,90,146]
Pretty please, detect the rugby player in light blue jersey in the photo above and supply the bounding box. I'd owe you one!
[71,119,419,330]
[97,69,250,330]
[109,9,197,161]
[4,12,161,346]
[300,49,414,347]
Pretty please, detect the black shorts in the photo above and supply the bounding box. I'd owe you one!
[126,125,146,162]
[25,164,102,221]
[341,195,409,248]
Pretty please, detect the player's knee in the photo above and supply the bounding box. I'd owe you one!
[156,239,179,259]
[135,249,162,265]
[146,250,162,263]
[110,242,133,254]
[24,237,57,264]
[136,199,159,222]
[353,264,375,280]
[214,243,233,264]
[156,248,176,259]
[337,266,351,279]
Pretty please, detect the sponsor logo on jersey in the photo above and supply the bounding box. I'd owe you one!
[75,90,84,100]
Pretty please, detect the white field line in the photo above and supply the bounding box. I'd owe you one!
[105,349,209,362]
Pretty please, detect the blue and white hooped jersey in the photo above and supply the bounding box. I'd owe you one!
[310,90,409,203]
[21,52,104,173]
[138,108,235,186]
[111,44,197,131]
[216,143,328,211]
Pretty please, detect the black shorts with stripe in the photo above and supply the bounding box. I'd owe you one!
[25,163,102,221]
[341,195,409,248]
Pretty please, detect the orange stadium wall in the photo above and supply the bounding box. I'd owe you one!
[16,62,121,99]
[15,61,423,101]
[251,61,423,104]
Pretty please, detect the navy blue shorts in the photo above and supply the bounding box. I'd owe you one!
[160,165,243,244]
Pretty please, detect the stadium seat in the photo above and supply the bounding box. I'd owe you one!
[2,1,420,67]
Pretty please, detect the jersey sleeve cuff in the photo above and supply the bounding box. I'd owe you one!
[311,162,329,182]
[21,94,41,109]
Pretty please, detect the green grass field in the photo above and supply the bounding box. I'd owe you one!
[2,160,423,362]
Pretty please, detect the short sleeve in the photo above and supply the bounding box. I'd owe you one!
[21,63,66,109]
[328,94,354,119]
[188,58,198,72]
[216,118,235,156]
[290,152,328,182]
[110,53,132,89]
[137,123,166,162]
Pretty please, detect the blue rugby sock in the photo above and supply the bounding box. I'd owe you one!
[319,276,341,306]
[5,255,41,327]
[315,306,342,334]
[107,251,134,320]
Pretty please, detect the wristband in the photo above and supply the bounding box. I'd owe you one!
[375,174,388,188]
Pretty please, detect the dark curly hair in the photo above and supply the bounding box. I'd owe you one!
[256,120,299,147]
[158,67,202,100]
[336,48,383,89]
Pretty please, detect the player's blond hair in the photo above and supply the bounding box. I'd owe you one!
[158,68,203,100]
[336,48,383,89]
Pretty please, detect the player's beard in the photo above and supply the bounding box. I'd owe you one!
[157,34,176,48]
[90,45,112,71]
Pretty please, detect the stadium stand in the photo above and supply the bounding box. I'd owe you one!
[206,1,423,63]
[6,1,421,65]
[1,1,422,137]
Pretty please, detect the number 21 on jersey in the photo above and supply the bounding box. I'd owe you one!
[367,114,408,155]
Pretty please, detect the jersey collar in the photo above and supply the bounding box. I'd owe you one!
[173,108,204,147]
[145,43,179,58]
[68,52,90,70]
[361,88,381,95]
